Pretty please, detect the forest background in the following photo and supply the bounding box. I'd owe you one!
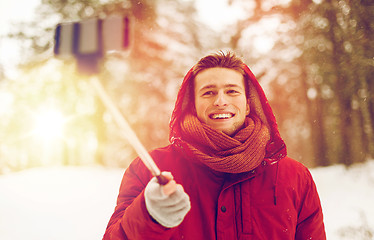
[0,0,373,173]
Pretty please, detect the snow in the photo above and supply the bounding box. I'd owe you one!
[0,166,124,240]
[1,161,373,240]
[311,160,374,239]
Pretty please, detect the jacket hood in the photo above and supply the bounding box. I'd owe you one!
[169,64,287,162]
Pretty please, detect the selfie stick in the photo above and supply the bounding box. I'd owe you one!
[90,77,169,185]
[54,17,168,185]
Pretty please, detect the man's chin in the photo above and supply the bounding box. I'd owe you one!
[216,127,236,136]
[220,123,246,136]
[205,121,242,136]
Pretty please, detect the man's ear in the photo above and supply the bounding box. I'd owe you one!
[246,99,250,115]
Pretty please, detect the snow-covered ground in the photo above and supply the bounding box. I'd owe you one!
[0,166,124,240]
[0,161,373,240]
[311,160,374,240]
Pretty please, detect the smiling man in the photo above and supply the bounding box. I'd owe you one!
[103,51,326,240]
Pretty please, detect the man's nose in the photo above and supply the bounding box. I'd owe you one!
[213,92,228,106]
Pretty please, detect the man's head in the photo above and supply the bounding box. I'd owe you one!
[192,51,250,136]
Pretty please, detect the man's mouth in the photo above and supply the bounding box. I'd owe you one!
[209,113,234,119]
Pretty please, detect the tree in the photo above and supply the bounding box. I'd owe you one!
[225,0,374,166]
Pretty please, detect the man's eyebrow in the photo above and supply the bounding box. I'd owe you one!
[198,84,243,91]
[199,84,216,91]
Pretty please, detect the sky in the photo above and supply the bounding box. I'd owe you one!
[0,0,39,34]
[195,0,250,31]
[0,0,40,77]
[0,0,245,33]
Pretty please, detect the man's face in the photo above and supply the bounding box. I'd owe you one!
[194,67,250,136]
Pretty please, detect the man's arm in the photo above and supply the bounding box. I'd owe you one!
[102,158,176,240]
[103,158,190,240]
[295,169,326,240]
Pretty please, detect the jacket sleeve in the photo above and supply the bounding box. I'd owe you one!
[102,158,176,240]
[295,168,326,240]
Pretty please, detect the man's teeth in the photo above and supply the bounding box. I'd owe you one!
[211,113,233,119]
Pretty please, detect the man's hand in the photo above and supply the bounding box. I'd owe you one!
[144,172,191,228]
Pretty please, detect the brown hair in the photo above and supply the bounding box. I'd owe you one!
[193,50,246,78]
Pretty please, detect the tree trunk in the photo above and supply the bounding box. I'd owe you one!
[299,58,329,166]
[324,0,355,165]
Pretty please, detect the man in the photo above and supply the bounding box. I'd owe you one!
[103,51,326,239]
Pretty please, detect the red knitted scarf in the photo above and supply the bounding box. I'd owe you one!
[180,114,271,173]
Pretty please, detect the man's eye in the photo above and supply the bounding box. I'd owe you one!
[202,91,214,96]
[227,89,240,95]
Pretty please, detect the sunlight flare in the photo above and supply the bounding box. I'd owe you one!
[33,109,65,140]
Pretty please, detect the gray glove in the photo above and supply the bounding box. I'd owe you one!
[144,174,191,228]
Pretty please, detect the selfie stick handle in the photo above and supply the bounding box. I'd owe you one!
[90,77,168,185]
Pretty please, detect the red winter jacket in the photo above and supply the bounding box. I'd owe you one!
[103,63,326,239]
[103,145,325,240]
